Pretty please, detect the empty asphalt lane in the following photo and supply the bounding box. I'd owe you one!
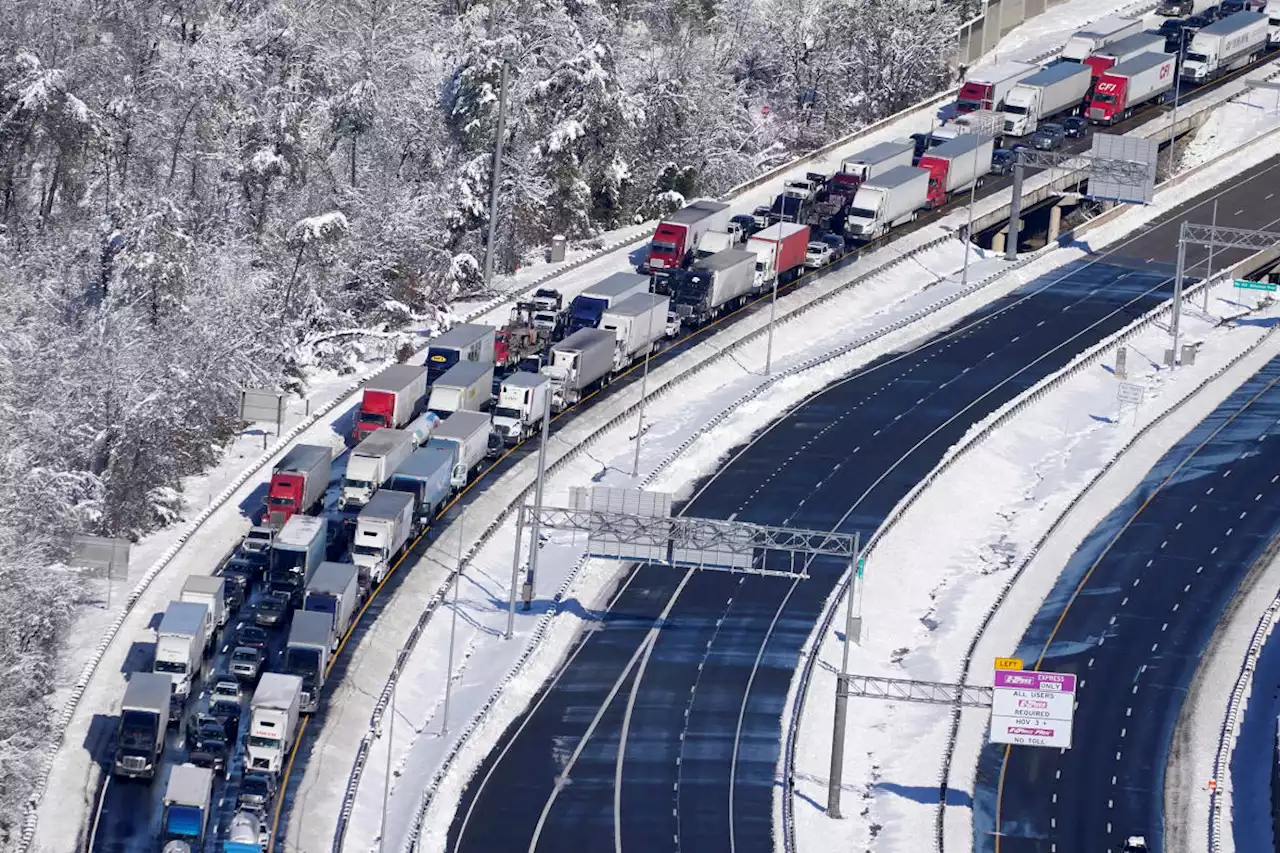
[976,354,1280,853]
[450,159,1280,853]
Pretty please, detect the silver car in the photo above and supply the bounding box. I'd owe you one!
[229,646,263,682]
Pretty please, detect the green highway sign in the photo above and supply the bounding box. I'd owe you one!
[1234,279,1277,292]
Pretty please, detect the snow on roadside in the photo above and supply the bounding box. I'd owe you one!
[788,281,1280,853]
[976,0,1163,66]
[1180,89,1280,172]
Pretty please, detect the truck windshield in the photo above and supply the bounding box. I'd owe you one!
[957,98,982,112]
[267,495,295,507]
[1003,104,1028,115]
[650,241,677,254]
[352,544,383,558]
[248,734,281,751]
[847,207,877,219]
[154,660,187,675]
[119,710,157,748]
[1186,51,1208,63]
[493,406,522,420]
[359,411,388,426]
[343,477,374,491]
[285,647,321,681]
[1093,93,1117,104]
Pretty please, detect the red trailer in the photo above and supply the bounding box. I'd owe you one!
[746,222,811,288]
[916,134,995,208]
[1087,52,1175,125]
[264,444,332,528]
[352,364,428,442]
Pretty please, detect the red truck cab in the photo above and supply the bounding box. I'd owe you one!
[955,80,995,114]
[646,222,688,271]
[266,471,308,524]
[353,390,397,442]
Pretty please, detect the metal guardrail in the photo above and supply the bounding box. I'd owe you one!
[926,288,1280,851]
[1209,537,1280,853]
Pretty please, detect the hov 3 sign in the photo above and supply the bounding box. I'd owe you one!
[990,669,1077,749]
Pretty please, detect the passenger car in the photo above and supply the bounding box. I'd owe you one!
[230,646,263,682]
[804,242,834,269]
[1062,116,1088,138]
[1031,123,1065,151]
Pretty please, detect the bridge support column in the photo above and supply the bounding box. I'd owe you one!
[1048,203,1063,243]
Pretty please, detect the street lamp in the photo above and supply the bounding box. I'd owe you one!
[631,296,663,477]
[1165,27,1191,174]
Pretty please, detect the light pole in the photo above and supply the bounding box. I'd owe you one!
[960,115,999,288]
[764,236,781,374]
[443,502,465,736]
[827,551,863,818]
[1165,29,1189,175]
[631,296,662,477]
[379,679,395,853]
[522,391,552,610]
[1203,199,1218,312]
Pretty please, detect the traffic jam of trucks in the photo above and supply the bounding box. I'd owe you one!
[105,9,1280,846]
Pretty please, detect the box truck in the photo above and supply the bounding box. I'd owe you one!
[426,410,492,485]
[113,672,171,779]
[645,200,733,272]
[352,364,428,442]
[1088,52,1177,123]
[425,324,497,383]
[670,248,757,325]
[543,327,616,412]
[1001,62,1092,136]
[955,61,1040,113]
[1061,16,1143,62]
[844,166,930,239]
[340,428,415,509]
[263,444,332,528]
[917,133,995,207]
[427,361,494,417]
[745,222,810,288]
[386,446,454,530]
[566,272,652,335]
[267,514,328,601]
[600,292,670,370]
[154,601,210,702]
[180,575,227,635]
[285,610,332,713]
[303,561,362,647]
[491,372,551,444]
[162,764,213,848]
[247,673,303,775]
[1181,12,1268,82]
[1083,32,1167,81]
[350,489,415,585]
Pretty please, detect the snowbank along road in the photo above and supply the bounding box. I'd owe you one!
[975,349,1280,853]
[444,153,1280,853]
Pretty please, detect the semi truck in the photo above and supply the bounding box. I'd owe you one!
[1060,15,1143,62]
[264,444,332,528]
[113,672,172,779]
[386,446,454,531]
[162,764,213,849]
[844,165,930,239]
[828,141,916,198]
[426,410,492,486]
[566,272,651,335]
[426,360,494,418]
[266,514,328,601]
[1001,62,1092,136]
[352,364,428,442]
[955,61,1039,113]
[917,133,995,206]
[425,323,497,383]
[224,811,266,853]
[745,222,810,288]
[303,561,362,647]
[180,575,227,635]
[350,489,415,585]
[285,610,332,713]
[154,601,210,702]
[670,248,756,325]
[1088,52,1177,124]
[1082,32,1166,81]
[543,327,616,412]
[1181,12,1268,82]
[1267,0,1280,46]
[645,199,733,272]
[247,673,303,775]
[600,292,670,370]
[340,428,415,509]
[491,372,551,444]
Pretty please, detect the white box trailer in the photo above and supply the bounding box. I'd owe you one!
[695,230,738,258]
[1002,62,1092,136]
[844,166,930,239]
[427,360,494,417]
[113,672,172,779]
[351,489,414,585]
[247,673,302,775]
[1182,12,1268,82]
[543,328,616,412]
[154,601,210,701]
[492,372,551,444]
[1266,0,1280,45]
[831,140,916,195]
[180,575,226,635]
[601,292,670,370]
[427,410,492,485]
[1088,52,1177,124]
[304,561,361,648]
[955,61,1040,113]
[341,428,415,509]
[1061,15,1143,62]
[285,610,332,713]
[674,248,757,325]
[1083,32,1166,80]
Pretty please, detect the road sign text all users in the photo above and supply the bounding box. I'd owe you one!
[989,669,1076,750]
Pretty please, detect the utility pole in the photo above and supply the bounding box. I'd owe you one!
[482,61,509,290]
[443,502,465,736]
[631,301,660,477]
[960,116,998,286]
[522,395,552,609]
[379,679,396,853]
[1166,30,1188,176]
[764,238,781,374]
[827,555,862,818]
[1169,227,1188,366]
[506,504,526,639]
[1203,199,1218,312]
